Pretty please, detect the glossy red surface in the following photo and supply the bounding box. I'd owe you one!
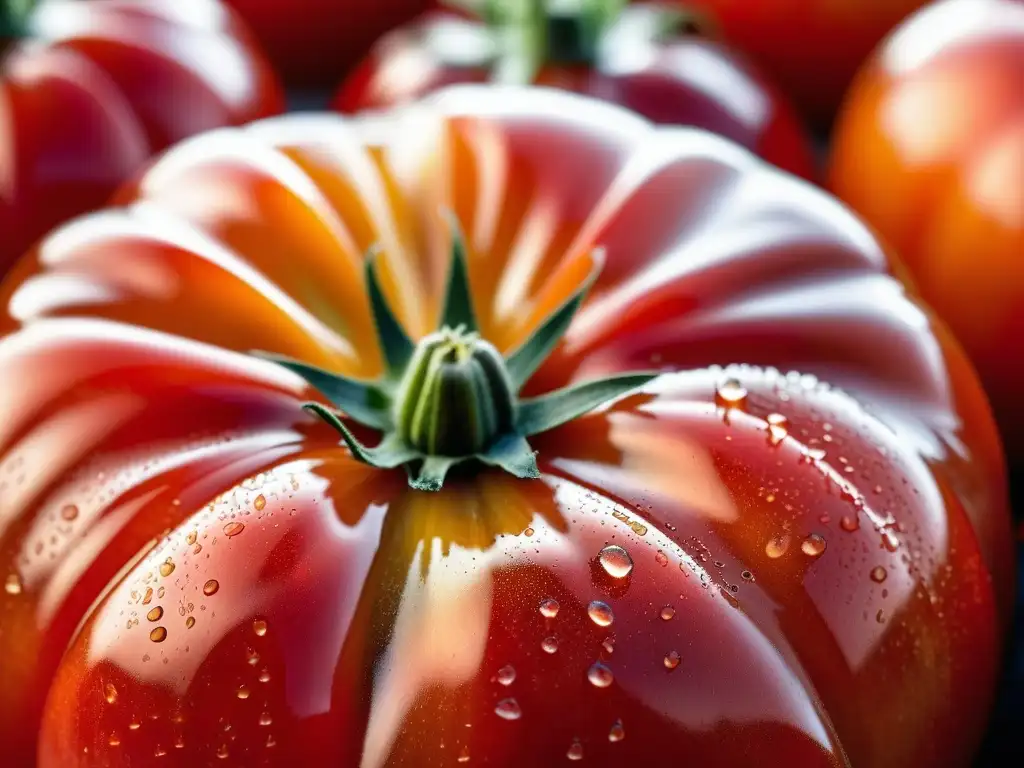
[0,0,283,276]
[683,0,929,126]
[829,0,1024,463]
[0,86,1011,767]
[224,0,430,86]
[333,4,816,180]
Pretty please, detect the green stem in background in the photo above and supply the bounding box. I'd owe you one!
[0,0,37,39]
[255,212,657,492]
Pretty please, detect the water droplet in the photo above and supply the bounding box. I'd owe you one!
[523,527,534,536]
[147,606,164,622]
[608,719,625,742]
[496,665,516,686]
[259,712,273,726]
[186,531,198,545]
[663,650,681,670]
[159,559,175,578]
[601,637,615,655]
[129,721,141,731]
[567,739,584,761]
[246,648,260,665]
[587,600,614,627]
[258,669,271,683]
[104,683,118,704]
[588,662,614,688]
[801,534,827,558]
[541,636,559,654]
[142,587,153,605]
[876,609,886,623]
[109,733,121,747]
[203,579,219,596]
[5,573,22,595]
[741,570,754,581]
[654,550,669,567]
[150,626,167,643]
[237,686,250,700]
[223,522,245,538]
[716,378,748,409]
[458,746,471,763]
[870,566,888,583]
[61,504,79,521]
[494,698,521,720]
[765,534,790,559]
[254,495,266,512]
[766,413,789,445]
[659,605,675,621]
[185,616,196,629]
[597,545,633,579]
[840,515,860,532]
[881,530,900,552]
[155,745,167,757]
[266,734,277,748]
[216,743,229,759]
[253,619,268,636]
[539,598,560,618]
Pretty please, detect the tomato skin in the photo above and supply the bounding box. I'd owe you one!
[828,0,1024,463]
[683,0,929,126]
[0,87,1011,767]
[0,0,284,277]
[333,6,816,180]
[224,0,431,86]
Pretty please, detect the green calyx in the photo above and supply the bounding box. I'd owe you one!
[0,0,36,38]
[256,216,655,492]
[485,0,627,82]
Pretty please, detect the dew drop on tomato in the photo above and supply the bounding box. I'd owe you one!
[147,606,163,622]
[104,683,117,704]
[587,600,614,627]
[224,522,245,537]
[587,662,614,688]
[159,558,175,577]
[765,534,791,558]
[609,719,625,742]
[541,636,559,654]
[494,698,522,720]
[496,665,516,686]
[766,413,790,445]
[203,579,219,596]
[539,597,560,618]
[598,544,633,579]
[840,515,860,532]
[149,626,167,643]
[4,573,21,595]
[659,605,675,621]
[259,712,272,726]
[567,739,584,761]
[237,686,250,700]
[870,566,888,583]
[253,619,268,636]
[654,550,669,567]
[458,746,471,763]
[664,650,681,670]
[801,534,827,558]
[60,504,78,521]
[715,378,748,409]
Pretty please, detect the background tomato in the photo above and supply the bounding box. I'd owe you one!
[224,0,431,86]
[681,0,929,126]
[334,2,815,180]
[0,0,284,277]
[0,85,1011,767]
[828,0,1024,465]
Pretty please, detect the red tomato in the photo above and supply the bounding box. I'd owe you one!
[224,0,431,86]
[0,86,1011,767]
[334,3,816,180]
[828,0,1024,462]
[682,0,930,126]
[0,0,284,277]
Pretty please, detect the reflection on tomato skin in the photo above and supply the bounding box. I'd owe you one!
[830,0,1024,464]
[0,85,1010,767]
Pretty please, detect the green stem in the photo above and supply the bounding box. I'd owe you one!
[0,0,36,39]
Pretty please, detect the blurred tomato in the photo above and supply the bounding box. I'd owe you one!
[683,0,929,126]
[0,85,1010,767]
[334,2,815,180]
[224,0,431,86]
[829,0,1024,462]
[0,0,283,276]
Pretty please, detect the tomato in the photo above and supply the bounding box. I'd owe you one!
[828,0,1024,464]
[0,0,284,277]
[223,0,431,86]
[682,0,930,126]
[0,85,1011,767]
[334,2,816,180]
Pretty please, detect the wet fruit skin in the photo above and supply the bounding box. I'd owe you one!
[682,0,929,126]
[0,0,284,277]
[828,0,1024,466]
[333,4,816,180]
[224,0,430,86]
[0,86,1012,767]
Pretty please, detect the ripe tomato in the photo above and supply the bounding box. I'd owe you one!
[0,0,284,277]
[334,2,816,180]
[682,0,929,126]
[828,0,1024,463]
[223,0,431,86]
[0,86,1011,767]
